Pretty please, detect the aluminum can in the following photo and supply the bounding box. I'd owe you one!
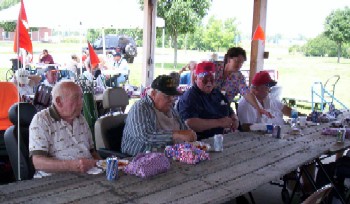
[106,157,118,181]
[214,134,224,152]
[272,125,281,139]
[337,128,346,143]
[311,111,318,123]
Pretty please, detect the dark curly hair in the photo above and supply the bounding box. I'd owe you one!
[224,47,247,64]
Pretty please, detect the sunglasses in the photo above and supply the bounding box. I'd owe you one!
[200,74,214,84]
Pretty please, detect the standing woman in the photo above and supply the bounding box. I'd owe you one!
[215,47,270,116]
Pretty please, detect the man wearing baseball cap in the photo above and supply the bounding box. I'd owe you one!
[237,70,292,129]
[122,75,197,156]
[42,66,58,87]
[177,61,239,140]
[106,52,129,87]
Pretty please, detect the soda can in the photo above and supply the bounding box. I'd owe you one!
[272,125,281,139]
[214,134,224,152]
[311,111,319,123]
[106,157,118,181]
[337,128,346,143]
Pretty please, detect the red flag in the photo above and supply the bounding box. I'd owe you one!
[19,0,28,26]
[252,25,265,41]
[13,0,32,54]
[88,42,100,69]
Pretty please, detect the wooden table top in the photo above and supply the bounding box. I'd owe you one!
[1,123,349,204]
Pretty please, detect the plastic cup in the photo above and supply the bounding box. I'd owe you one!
[266,124,273,134]
[299,116,307,127]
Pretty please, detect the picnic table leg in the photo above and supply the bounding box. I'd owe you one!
[315,158,346,204]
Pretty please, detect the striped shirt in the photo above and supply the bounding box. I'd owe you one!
[121,95,188,156]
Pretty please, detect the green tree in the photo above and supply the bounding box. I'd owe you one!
[0,0,19,10]
[324,6,350,63]
[203,17,239,52]
[203,16,223,51]
[303,34,337,57]
[187,25,205,51]
[0,0,19,32]
[0,21,16,32]
[138,0,211,68]
[221,18,240,50]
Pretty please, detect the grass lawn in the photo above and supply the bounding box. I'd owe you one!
[1,41,349,111]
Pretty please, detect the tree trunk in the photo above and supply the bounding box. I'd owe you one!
[337,43,341,63]
[173,34,178,68]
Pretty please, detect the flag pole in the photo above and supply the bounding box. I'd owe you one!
[80,22,84,79]
[16,0,21,181]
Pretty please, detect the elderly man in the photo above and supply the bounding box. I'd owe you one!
[42,66,58,87]
[177,61,239,140]
[29,81,101,173]
[122,75,197,156]
[237,70,292,129]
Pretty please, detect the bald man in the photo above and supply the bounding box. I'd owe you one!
[29,81,101,173]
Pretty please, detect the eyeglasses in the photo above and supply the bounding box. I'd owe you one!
[200,74,214,84]
[252,85,271,92]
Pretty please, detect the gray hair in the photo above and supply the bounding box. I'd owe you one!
[51,80,79,105]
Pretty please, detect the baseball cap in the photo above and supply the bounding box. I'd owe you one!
[195,61,215,77]
[252,71,277,87]
[113,52,122,57]
[151,75,181,96]
[44,66,57,73]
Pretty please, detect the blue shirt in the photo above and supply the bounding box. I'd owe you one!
[177,84,233,140]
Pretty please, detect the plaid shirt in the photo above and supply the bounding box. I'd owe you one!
[121,95,188,156]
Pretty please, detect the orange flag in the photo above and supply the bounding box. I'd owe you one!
[88,42,100,69]
[13,0,32,54]
[252,25,265,41]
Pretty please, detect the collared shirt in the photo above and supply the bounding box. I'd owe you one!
[177,84,233,140]
[237,94,285,125]
[40,54,54,64]
[42,79,55,87]
[215,63,249,102]
[112,58,129,76]
[121,95,187,156]
[29,105,94,160]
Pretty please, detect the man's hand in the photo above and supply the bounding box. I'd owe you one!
[218,117,234,128]
[76,159,97,173]
[259,108,273,118]
[173,130,197,143]
[230,114,239,130]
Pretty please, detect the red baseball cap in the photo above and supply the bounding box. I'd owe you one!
[195,61,215,77]
[252,71,277,87]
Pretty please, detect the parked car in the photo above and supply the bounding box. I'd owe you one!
[86,34,138,63]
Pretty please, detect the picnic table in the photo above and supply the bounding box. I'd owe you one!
[0,123,349,204]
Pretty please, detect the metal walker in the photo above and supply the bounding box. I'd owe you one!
[311,75,348,112]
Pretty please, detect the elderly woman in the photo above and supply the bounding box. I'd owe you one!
[215,47,270,117]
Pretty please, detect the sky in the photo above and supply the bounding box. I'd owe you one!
[206,0,350,38]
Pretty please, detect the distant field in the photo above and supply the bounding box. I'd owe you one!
[1,41,349,110]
